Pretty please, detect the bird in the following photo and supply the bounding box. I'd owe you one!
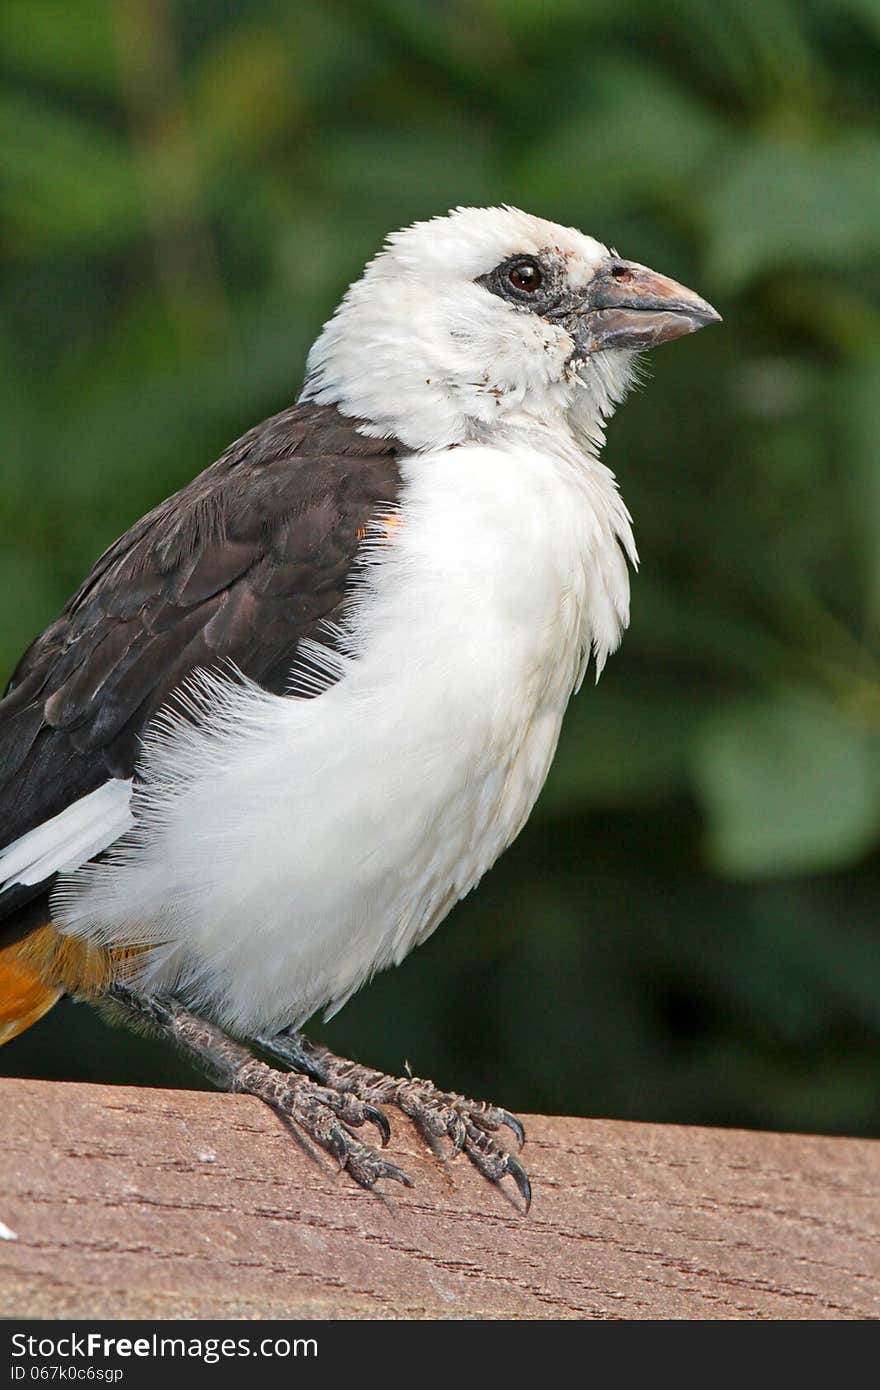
[0,206,719,1207]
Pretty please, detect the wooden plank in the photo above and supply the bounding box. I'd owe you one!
[1,1078,877,1320]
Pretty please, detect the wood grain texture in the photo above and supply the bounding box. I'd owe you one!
[1,1078,878,1320]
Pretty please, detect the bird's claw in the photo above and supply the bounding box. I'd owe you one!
[505,1153,532,1211]
[233,1058,411,1193]
[340,1137,414,1191]
[364,1102,391,1147]
[256,1032,532,1207]
[391,1084,531,1207]
[500,1109,526,1150]
[457,1120,532,1211]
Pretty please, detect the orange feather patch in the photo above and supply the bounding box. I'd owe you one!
[0,923,148,1045]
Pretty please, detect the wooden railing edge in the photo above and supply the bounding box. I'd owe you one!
[2,1077,878,1320]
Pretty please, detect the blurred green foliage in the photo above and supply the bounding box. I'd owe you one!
[2,0,879,1138]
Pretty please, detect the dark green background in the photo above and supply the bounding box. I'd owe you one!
[3,0,879,1138]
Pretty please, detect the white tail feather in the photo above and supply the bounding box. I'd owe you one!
[0,779,133,891]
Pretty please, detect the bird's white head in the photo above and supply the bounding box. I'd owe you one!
[301,206,719,452]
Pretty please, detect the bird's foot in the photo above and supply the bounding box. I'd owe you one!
[259,1030,531,1210]
[230,1056,413,1191]
[107,989,526,1203]
[106,988,411,1191]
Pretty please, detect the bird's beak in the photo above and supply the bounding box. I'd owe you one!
[572,259,721,356]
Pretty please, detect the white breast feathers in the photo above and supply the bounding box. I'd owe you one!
[52,425,635,1035]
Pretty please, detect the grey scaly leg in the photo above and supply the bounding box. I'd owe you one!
[106,988,411,1190]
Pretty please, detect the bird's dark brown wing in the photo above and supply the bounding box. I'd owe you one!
[0,402,404,857]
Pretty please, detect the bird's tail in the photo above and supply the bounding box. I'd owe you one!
[0,915,123,1045]
[0,920,65,1044]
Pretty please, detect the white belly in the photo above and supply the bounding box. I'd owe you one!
[54,433,633,1034]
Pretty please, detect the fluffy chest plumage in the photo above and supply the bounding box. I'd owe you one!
[57,430,634,1033]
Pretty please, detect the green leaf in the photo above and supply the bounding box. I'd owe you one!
[189,23,301,165]
[0,0,117,95]
[311,125,496,214]
[0,92,140,255]
[692,689,880,877]
[518,56,724,213]
[840,360,880,632]
[539,682,708,813]
[832,0,880,43]
[706,136,880,288]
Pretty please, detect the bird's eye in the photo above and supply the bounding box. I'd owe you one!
[508,262,542,293]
